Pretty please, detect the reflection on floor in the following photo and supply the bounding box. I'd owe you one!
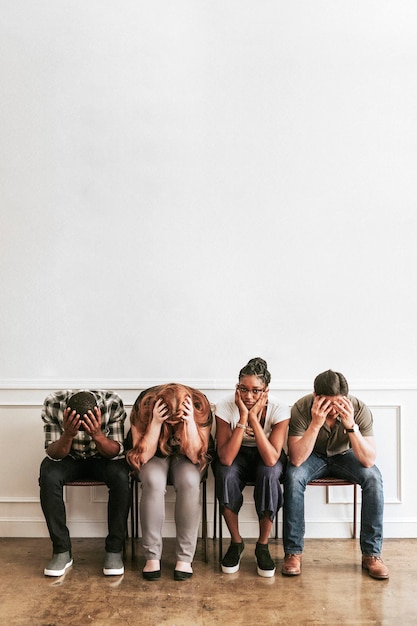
[0,537,415,625]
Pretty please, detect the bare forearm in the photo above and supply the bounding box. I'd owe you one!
[137,420,162,464]
[92,433,121,459]
[218,434,243,465]
[251,422,280,466]
[182,420,203,464]
[288,426,321,467]
[46,432,74,459]
[349,434,376,468]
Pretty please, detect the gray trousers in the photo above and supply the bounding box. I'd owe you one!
[138,454,202,562]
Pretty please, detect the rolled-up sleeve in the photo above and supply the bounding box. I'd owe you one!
[101,392,127,458]
[42,393,65,449]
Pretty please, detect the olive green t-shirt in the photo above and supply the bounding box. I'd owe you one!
[289,394,374,457]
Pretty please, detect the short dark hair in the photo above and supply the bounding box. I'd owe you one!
[67,391,97,416]
[313,370,349,396]
[239,357,271,386]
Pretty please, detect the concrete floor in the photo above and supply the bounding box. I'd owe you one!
[0,537,416,626]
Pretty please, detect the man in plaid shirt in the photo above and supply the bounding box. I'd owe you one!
[39,389,130,577]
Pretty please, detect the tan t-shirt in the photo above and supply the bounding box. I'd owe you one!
[289,394,374,457]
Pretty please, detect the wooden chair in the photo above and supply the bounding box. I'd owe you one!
[130,474,209,562]
[64,479,131,556]
[307,476,358,539]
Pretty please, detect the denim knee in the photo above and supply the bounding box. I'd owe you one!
[284,464,307,492]
[361,465,383,490]
[256,463,282,482]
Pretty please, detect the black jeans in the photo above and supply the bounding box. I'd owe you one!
[39,456,130,554]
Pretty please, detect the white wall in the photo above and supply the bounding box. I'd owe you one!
[1,2,416,538]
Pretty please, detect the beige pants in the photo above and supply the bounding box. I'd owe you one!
[138,454,202,562]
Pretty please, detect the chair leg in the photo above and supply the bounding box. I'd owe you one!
[130,479,135,556]
[201,480,208,562]
[130,480,134,557]
[213,474,223,562]
[135,480,139,538]
[131,479,139,558]
[213,490,217,540]
[218,497,223,562]
[353,483,357,539]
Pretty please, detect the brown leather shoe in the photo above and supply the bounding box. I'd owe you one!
[282,553,302,576]
[362,556,389,579]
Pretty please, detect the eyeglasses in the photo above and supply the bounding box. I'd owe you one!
[237,385,265,396]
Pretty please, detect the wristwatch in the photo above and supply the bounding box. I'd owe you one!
[344,424,359,434]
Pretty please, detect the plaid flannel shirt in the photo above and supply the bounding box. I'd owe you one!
[42,389,126,460]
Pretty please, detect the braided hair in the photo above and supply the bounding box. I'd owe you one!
[238,357,271,386]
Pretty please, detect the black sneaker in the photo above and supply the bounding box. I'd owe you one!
[221,541,245,574]
[255,543,276,578]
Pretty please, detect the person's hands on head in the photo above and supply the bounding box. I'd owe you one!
[82,405,102,437]
[182,395,195,423]
[66,391,98,434]
[152,398,170,423]
[332,395,355,428]
[311,395,333,428]
[63,407,81,437]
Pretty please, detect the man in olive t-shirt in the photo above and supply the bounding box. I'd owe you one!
[282,370,388,580]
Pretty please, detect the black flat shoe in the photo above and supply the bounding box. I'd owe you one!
[174,569,193,581]
[142,569,161,581]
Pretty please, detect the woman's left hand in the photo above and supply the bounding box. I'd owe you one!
[248,389,268,424]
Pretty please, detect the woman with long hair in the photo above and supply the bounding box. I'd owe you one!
[127,383,212,581]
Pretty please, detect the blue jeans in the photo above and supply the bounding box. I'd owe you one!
[283,450,384,556]
[39,456,130,554]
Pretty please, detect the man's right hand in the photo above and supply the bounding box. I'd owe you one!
[62,407,81,438]
[311,395,332,428]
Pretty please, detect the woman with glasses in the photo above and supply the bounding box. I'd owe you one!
[215,357,289,577]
